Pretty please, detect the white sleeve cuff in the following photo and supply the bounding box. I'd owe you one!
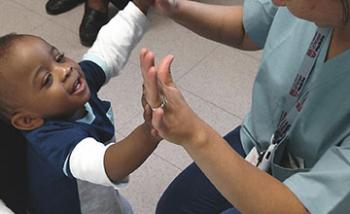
[69,137,128,189]
[82,1,148,83]
[0,200,14,214]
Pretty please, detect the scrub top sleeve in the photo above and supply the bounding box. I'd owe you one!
[284,140,350,214]
[243,0,278,48]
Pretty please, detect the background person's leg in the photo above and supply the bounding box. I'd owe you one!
[45,0,84,15]
[156,127,245,214]
[80,0,109,46]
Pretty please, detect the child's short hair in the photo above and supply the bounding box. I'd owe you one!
[0,33,27,123]
[0,33,25,60]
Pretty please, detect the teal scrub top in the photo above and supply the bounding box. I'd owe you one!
[241,0,350,213]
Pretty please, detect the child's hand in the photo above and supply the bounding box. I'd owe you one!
[133,0,155,15]
[141,87,152,127]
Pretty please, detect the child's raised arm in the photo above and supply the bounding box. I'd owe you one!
[82,0,153,83]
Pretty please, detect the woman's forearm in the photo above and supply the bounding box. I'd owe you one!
[170,0,258,50]
[183,122,308,214]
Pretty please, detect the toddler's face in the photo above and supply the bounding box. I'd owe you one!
[4,36,90,129]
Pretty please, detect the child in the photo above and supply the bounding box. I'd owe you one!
[0,0,158,213]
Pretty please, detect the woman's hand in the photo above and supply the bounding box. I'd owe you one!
[140,48,161,109]
[140,48,162,139]
[153,0,178,16]
[140,49,208,146]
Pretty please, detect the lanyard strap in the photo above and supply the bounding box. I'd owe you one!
[271,27,330,145]
[250,27,330,171]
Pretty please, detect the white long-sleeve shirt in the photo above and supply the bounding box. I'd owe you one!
[69,1,148,187]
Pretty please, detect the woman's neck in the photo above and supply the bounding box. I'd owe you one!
[327,24,350,60]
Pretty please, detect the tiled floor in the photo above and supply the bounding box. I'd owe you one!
[0,0,261,213]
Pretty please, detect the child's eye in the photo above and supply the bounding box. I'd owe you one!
[42,73,53,87]
[56,53,65,63]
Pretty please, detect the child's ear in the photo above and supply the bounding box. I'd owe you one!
[11,112,44,131]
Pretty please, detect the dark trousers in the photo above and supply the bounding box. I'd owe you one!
[156,126,245,214]
[0,121,28,214]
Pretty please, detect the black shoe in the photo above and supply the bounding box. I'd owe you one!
[110,0,130,10]
[46,0,84,15]
[79,6,108,47]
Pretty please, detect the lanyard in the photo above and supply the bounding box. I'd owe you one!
[271,27,329,145]
[246,27,330,171]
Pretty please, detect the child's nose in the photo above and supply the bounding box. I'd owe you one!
[61,66,73,82]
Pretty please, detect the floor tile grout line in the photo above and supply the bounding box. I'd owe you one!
[152,152,184,171]
[4,1,48,33]
[237,49,262,64]
[174,45,220,82]
[116,110,142,131]
[179,85,244,120]
[10,0,82,37]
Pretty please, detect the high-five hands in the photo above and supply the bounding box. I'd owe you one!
[140,48,206,146]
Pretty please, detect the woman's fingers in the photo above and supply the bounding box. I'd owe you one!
[150,55,175,138]
[140,48,154,77]
[147,66,162,107]
[157,54,175,87]
[152,107,166,138]
[140,49,162,108]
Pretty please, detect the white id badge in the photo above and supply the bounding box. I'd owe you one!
[257,144,276,172]
[245,144,276,172]
[245,147,260,166]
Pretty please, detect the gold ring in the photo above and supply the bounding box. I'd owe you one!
[151,96,167,111]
